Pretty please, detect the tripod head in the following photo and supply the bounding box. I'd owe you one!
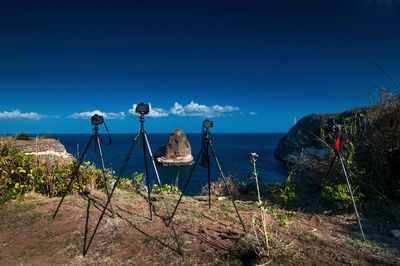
[200,119,214,167]
[134,102,150,132]
[90,114,112,145]
[202,119,213,139]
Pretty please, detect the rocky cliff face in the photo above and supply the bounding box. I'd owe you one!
[3,138,75,164]
[156,128,193,166]
[274,100,400,205]
[274,113,330,165]
[274,109,367,166]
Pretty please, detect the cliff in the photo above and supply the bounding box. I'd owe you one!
[274,99,400,219]
[274,108,367,165]
[1,137,74,164]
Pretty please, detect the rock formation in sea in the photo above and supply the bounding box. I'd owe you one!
[155,128,193,166]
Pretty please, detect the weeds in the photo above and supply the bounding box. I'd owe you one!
[296,231,318,242]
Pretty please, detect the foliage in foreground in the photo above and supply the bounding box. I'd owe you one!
[0,142,182,203]
[0,144,107,203]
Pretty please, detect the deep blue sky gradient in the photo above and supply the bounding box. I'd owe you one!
[1,0,399,133]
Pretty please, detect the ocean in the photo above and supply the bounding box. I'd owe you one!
[53,133,288,195]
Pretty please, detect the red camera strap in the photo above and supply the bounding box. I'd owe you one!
[333,131,343,155]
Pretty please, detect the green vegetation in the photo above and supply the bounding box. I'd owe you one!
[14,133,31,140]
[322,183,361,211]
[316,103,400,221]
[0,145,106,203]
[151,183,181,194]
[296,231,318,242]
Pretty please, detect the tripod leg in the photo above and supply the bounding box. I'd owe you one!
[95,135,115,218]
[339,156,366,240]
[143,133,181,253]
[118,132,141,178]
[83,196,91,256]
[141,133,153,220]
[208,141,246,232]
[83,132,141,255]
[309,157,336,219]
[167,148,202,227]
[206,143,211,209]
[53,135,94,218]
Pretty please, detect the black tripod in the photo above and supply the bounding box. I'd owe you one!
[82,109,180,256]
[166,120,246,232]
[53,118,115,219]
[309,127,365,240]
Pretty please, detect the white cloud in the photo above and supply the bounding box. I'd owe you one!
[69,110,126,119]
[170,101,239,117]
[249,112,257,115]
[128,104,169,118]
[0,110,47,120]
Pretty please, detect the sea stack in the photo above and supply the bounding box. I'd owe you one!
[156,128,193,166]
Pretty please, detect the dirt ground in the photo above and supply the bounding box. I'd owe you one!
[0,190,399,265]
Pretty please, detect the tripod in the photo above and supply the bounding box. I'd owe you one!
[309,128,365,240]
[166,123,246,232]
[53,122,115,219]
[81,112,181,256]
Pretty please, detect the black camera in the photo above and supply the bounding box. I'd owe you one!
[202,119,213,129]
[135,102,150,115]
[91,114,104,125]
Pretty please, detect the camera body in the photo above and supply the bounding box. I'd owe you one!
[91,114,104,125]
[135,102,150,115]
[202,119,213,129]
[331,124,343,138]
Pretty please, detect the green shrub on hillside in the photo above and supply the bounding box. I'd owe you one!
[14,133,31,140]
[0,145,107,202]
[322,183,359,211]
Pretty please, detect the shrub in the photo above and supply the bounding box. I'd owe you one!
[201,175,241,197]
[321,183,360,211]
[0,146,107,202]
[151,183,181,194]
[14,133,31,140]
[269,182,297,204]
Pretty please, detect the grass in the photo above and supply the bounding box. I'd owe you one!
[18,242,47,262]
[1,189,400,265]
[296,231,318,242]
[334,232,400,264]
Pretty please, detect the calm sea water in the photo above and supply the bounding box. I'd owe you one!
[53,133,287,195]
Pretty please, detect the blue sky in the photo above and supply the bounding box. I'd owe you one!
[1,0,399,133]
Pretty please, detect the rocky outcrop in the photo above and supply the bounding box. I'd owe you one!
[156,128,193,166]
[274,108,367,166]
[274,113,330,165]
[273,108,372,186]
[5,138,74,164]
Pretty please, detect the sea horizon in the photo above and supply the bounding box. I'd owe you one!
[49,133,288,196]
[1,132,287,135]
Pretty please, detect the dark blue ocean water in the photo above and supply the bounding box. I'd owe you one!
[53,133,287,195]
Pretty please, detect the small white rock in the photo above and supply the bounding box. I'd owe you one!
[218,197,227,201]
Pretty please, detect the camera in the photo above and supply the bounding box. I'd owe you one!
[135,102,150,115]
[91,114,104,125]
[202,119,213,129]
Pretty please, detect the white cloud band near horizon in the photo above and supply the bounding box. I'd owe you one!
[69,110,126,119]
[0,110,47,120]
[128,104,169,117]
[4,101,242,121]
[128,101,240,118]
[170,101,239,117]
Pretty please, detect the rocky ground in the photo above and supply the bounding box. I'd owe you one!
[1,190,399,265]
